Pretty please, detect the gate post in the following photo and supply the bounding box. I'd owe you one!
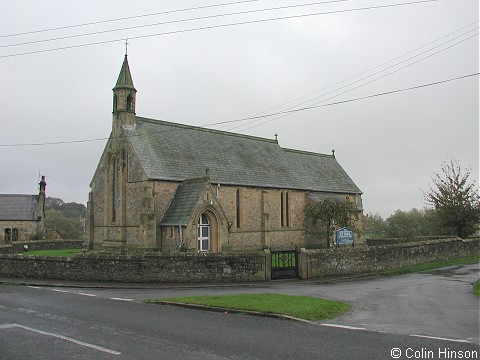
[264,249,271,281]
[298,248,308,279]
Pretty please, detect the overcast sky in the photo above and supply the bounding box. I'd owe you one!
[1,0,478,218]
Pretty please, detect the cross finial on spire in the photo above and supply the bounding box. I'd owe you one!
[274,133,278,143]
[125,38,129,56]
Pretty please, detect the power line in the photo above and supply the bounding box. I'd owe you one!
[228,20,479,122]
[0,0,265,38]
[1,0,354,48]
[228,27,479,132]
[0,0,439,59]
[237,72,479,132]
[1,72,476,147]
[235,32,479,132]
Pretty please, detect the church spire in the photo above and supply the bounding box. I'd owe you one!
[112,55,137,130]
[114,55,135,91]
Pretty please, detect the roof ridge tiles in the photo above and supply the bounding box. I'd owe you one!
[181,177,210,184]
[135,116,278,144]
[282,147,333,158]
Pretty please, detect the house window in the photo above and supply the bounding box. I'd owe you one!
[12,228,19,242]
[236,189,241,228]
[197,213,210,252]
[126,94,132,111]
[4,228,11,243]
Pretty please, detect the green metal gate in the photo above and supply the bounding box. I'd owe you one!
[271,250,299,280]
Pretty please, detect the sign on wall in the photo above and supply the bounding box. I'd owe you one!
[335,227,354,245]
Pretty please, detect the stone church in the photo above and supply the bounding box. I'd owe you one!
[85,55,363,253]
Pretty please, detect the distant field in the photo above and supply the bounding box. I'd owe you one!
[17,249,82,257]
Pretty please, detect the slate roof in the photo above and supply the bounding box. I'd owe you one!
[0,194,40,221]
[159,178,208,226]
[124,117,362,194]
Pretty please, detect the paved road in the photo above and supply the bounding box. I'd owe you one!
[0,263,478,359]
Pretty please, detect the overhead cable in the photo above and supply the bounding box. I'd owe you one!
[0,0,439,59]
[0,72,476,147]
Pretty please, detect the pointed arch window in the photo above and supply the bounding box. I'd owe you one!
[126,94,133,111]
[236,189,241,228]
[113,95,118,111]
[197,214,210,252]
[4,228,11,243]
[280,191,290,227]
[111,157,118,222]
[280,192,284,227]
[286,192,290,227]
[12,228,19,242]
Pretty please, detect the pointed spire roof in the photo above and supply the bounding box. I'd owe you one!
[113,55,136,91]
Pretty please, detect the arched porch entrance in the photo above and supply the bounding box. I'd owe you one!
[197,209,220,253]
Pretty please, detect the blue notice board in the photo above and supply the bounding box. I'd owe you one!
[336,227,354,245]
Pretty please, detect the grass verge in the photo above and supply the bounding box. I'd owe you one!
[16,249,82,257]
[474,280,480,297]
[379,255,479,276]
[144,293,351,322]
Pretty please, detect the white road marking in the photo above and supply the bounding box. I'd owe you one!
[110,298,134,302]
[0,305,6,309]
[51,289,69,293]
[319,324,368,331]
[28,286,41,289]
[0,324,16,329]
[7,323,121,355]
[410,334,471,343]
[77,293,96,297]
[320,325,473,343]
[16,308,37,314]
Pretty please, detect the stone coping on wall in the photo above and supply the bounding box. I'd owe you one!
[305,237,477,253]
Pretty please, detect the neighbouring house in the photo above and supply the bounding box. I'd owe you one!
[85,55,363,253]
[0,176,47,244]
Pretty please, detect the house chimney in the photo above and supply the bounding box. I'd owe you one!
[39,175,47,195]
[38,175,47,239]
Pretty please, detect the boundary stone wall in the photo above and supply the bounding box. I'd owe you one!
[0,238,477,283]
[0,252,267,283]
[302,238,479,279]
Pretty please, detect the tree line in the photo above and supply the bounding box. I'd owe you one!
[45,197,86,239]
[364,208,454,240]
[305,159,480,242]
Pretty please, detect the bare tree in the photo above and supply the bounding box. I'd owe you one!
[424,159,480,238]
[304,199,359,247]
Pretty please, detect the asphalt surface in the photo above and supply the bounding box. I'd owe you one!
[0,263,479,359]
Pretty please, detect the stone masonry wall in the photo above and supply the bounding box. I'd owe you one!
[2,238,476,283]
[0,251,267,283]
[303,238,479,279]
[0,220,43,244]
